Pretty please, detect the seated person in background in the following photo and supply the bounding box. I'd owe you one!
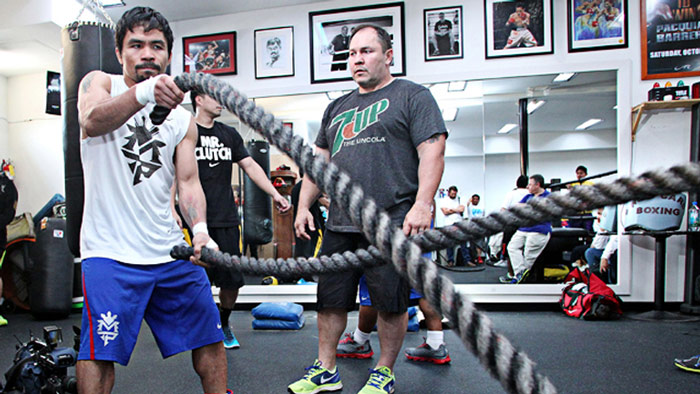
[489,175,529,268]
[503,175,552,284]
[438,186,468,266]
[567,165,595,232]
[585,235,617,284]
[466,194,488,265]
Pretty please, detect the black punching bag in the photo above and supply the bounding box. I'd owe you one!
[61,22,122,257]
[29,218,74,319]
[243,140,273,244]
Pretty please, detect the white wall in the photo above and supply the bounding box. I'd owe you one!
[6,0,694,303]
[7,72,64,215]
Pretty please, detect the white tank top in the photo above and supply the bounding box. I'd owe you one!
[80,74,191,264]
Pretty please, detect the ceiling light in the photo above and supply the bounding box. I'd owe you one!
[527,99,545,114]
[101,0,126,7]
[497,123,518,134]
[442,107,458,122]
[448,81,467,92]
[553,72,576,82]
[575,118,602,130]
[326,91,344,100]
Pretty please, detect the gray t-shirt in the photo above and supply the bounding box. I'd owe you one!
[315,78,447,232]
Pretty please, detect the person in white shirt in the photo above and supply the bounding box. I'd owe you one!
[466,194,487,265]
[438,186,467,266]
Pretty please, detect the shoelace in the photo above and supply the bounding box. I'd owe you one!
[303,364,322,379]
[366,369,388,388]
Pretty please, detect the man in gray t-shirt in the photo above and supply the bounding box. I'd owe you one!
[291,24,447,394]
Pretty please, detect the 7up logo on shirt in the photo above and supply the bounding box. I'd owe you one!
[331,99,389,156]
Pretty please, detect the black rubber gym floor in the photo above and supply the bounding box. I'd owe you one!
[1,306,699,393]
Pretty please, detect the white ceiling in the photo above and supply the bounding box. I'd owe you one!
[0,0,329,77]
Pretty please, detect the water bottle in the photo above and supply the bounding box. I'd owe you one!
[689,202,700,231]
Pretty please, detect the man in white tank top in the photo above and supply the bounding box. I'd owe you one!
[76,7,228,394]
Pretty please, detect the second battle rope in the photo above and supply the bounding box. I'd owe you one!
[162,72,700,394]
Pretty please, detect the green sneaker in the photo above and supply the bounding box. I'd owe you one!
[287,359,342,394]
[0,314,7,327]
[358,366,395,394]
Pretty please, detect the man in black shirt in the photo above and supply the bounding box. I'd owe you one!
[188,90,290,349]
[328,26,350,71]
[431,12,455,56]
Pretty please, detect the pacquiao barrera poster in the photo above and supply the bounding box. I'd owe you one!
[642,0,700,80]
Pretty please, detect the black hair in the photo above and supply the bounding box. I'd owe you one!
[516,175,528,188]
[472,194,480,199]
[115,7,174,57]
[190,89,203,112]
[350,24,393,52]
[530,174,545,188]
[448,185,458,192]
[576,165,588,175]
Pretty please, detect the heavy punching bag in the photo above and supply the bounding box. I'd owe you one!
[243,140,273,245]
[29,218,74,319]
[61,21,122,257]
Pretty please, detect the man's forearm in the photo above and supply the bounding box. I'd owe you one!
[178,178,207,227]
[245,161,280,198]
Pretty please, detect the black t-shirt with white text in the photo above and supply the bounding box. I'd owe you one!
[195,121,249,227]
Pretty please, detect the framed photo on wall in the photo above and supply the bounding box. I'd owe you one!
[484,0,553,59]
[255,26,295,79]
[182,31,237,75]
[308,2,405,84]
[642,0,700,80]
[424,6,463,61]
[568,0,628,52]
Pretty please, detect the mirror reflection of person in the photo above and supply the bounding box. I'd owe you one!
[504,4,538,48]
[328,25,350,71]
[266,37,282,68]
[430,12,455,56]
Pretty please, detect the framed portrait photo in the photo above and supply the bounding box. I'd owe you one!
[255,26,295,79]
[484,0,553,59]
[642,0,700,80]
[182,31,237,75]
[424,6,464,61]
[568,0,628,52]
[308,2,405,84]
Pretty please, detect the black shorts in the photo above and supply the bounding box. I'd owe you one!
[317,230,410,313]
[207,226,244,290]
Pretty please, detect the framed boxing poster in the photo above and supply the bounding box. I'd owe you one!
[308,2,405,84]
[568,0,628,53]
[424,6,464,61]
[642,0,700,80]
[484,0,553,59]
[182,31,237,76]
[255,26,295,79]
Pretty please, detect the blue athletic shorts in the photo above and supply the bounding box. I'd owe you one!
[78,258,223,366]
[358,275,422,307]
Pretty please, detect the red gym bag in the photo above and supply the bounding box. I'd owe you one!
[559,268,622,320]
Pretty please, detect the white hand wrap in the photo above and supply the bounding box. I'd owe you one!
[134,75,164,106]
[192,222,209,236]
[192,222,218,250]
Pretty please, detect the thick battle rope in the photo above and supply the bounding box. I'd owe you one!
[164,72,700,394]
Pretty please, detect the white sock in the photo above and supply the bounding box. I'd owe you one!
[426,330,443,350]
[353,329,371,344]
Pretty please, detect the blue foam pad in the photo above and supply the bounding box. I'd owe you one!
[252,315,305,330]
[251,302,304,322]
[408,306,417,318]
